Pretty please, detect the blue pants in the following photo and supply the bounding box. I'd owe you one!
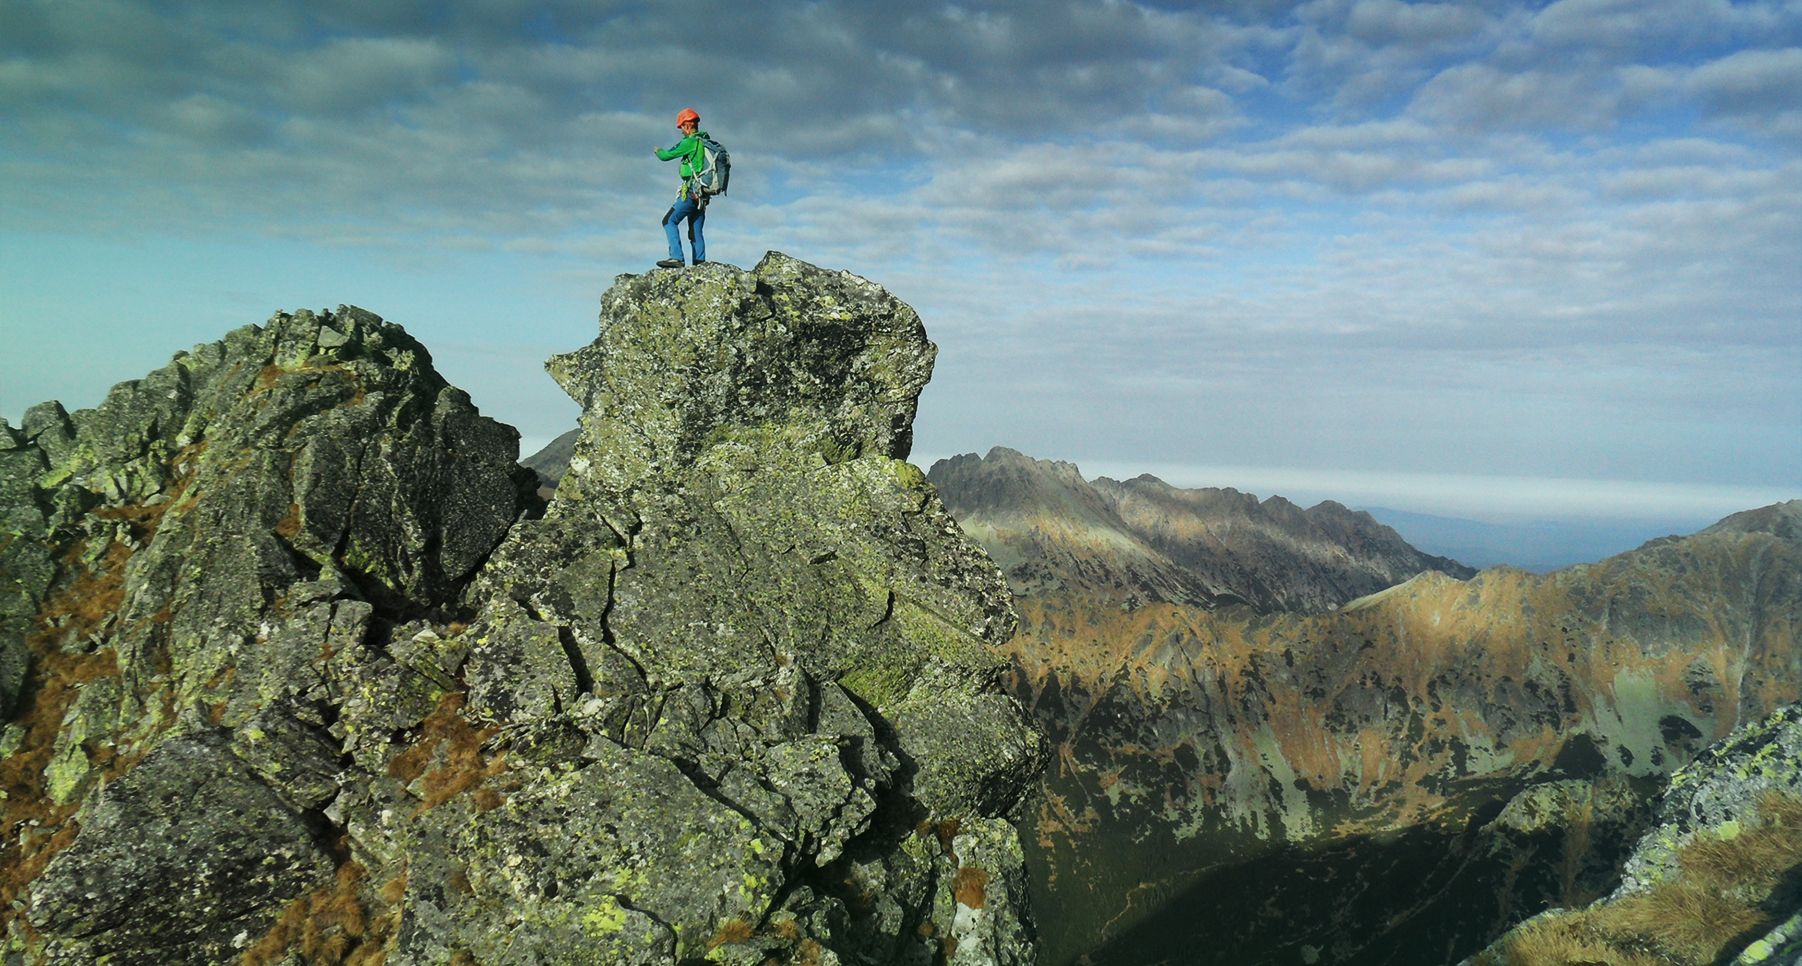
[663,196,705,264]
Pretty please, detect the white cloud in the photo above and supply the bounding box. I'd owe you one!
[1689,46,1802,130]
[273,36,459,114]
[3,0,1797,514]
[1286,0,1512,111]
[1409,63,1631,130]
[1528,0,1794,57]
[1344,0,1490,46]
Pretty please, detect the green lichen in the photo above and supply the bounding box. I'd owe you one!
[841,661,912,710]
[888,459,926,490]
[891,595,997,672]
[44,742,91,804]
[581,896,628,937]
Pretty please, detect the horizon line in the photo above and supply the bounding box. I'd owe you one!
[913,451,1797,526]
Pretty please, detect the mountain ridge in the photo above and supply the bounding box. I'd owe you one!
[0,254,1044,965]
[929,445,1474,613]
[927,445,1801,965]
[1012,500,1801,963]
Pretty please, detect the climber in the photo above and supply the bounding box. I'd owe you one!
[655,107,709,268]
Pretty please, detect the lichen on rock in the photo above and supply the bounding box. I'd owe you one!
[1,254,1044,965]
[2,304,540,963]
[29,732,337,963]
[428,253,1043,963]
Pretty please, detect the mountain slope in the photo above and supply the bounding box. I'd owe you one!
[934,447,1802,965]
[520,427,578,490]
[930,446,1472,613]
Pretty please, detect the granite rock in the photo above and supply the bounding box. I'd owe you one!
[2,256,1043,965]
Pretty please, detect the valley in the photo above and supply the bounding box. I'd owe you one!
[930,448,1801,965]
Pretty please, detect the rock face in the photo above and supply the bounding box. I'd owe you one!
[1467,701,1802,965]
[930,446,1472,613]
[934,447,1802,965]
[1,305,535,963]
[1,254,1044,965]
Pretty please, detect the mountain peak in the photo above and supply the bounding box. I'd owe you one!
[2,257,1043,964]
[550,253,933,480]
[1703,499,1802,540]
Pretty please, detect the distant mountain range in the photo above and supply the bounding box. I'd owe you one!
[521,426,578,493]
[926,447,1802,966]
[525,435,1701,574]
[928,446,1473,613]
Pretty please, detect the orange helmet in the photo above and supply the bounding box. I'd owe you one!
[676,107,700,127]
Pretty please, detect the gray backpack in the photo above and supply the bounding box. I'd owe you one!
[689,135,731,200]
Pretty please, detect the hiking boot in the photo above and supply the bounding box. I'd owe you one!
[656,259,683,268]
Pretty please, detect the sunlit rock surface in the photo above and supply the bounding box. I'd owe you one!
[0,253,1044,965]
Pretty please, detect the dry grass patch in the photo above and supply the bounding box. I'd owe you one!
[1485,791,1802,965]
[1604,886,1767,963]
[952,866,990,909]
[238,857,406,966]
[38,541,130,643]
[0,644,121,930]
[1493,911,1664,966]
[385,691,506,810]
[707,917,755,951]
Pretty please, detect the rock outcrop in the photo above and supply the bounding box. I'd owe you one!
[2,305,535,963]
[1467,701,1802,965]
[1,253,1044,965]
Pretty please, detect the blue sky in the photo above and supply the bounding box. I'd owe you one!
[3,0,1798,525]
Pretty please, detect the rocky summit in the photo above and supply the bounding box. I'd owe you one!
[0,252,1044,965]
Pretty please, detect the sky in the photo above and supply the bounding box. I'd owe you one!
[3,0,1798,529]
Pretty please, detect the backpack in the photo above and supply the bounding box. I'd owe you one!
[689,135,730,201]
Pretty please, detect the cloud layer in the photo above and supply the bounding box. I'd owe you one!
[3,0,1797,519]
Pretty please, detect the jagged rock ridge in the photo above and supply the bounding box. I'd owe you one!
[1,253,1044,965]
[2,306,535,962]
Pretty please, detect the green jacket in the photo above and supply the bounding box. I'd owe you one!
[656,130,710,179]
